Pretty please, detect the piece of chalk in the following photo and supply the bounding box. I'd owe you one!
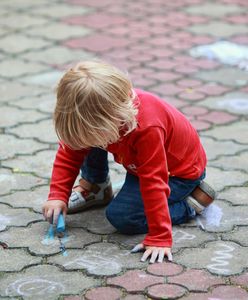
[56,214,65,232]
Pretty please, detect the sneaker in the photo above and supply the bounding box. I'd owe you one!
[67,176,113,214]
[186,181,216,215]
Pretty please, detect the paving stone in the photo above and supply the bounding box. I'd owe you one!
[201,121,248,144]
[18,70,64,88]
[203,167,247,192]
[0,59,49,79]
[147,283,186,299]
[0,34,51,54]
[8,119,58,144]
[200,136,248,161]
[110,227,216,253]
[168,269,225,291]
[107,270,164,292]
[147,262,183,277]
[175,241,248,275]
[63,34,130,52]
[218,187,248,205]
[49,243,146,276]
[222,226,248,246]
[194,67,248,87]
[0,265,99,300]
[21,46,93,65]
[123,296,146,300]
[191,200,248,232]
[0,134,48,160]
[181,285,248,300]
[0,186,49,213]
[185,3,243,16]
[0,169,47,196]
[0,13,49,29]
[0,249,42,272]
[84,287,122,300]
[0,106,46,128]
[209,151,248,173]
[0,222,101,255]
[10,93,56,114]
[25,23,91,41]
[188,21,248,37]
[2,150,56,178]
[0,82,46,103]
[197,92,248,115]
[0,203,43,231]
[230,272,248,287]
[0,0,51,9]
[66,208,116,234]
[198,111,238,125]
[31,4,92,18]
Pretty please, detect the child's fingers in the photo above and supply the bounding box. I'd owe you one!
[150,249,159,264]
[46,209,54,224]
[166,250,173,262]
[53,208,61,225]
[131,243,144,253]
[141,248,152,262]
[158,248,166,263]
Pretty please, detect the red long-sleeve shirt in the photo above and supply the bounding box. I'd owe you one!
[48,89,207,247]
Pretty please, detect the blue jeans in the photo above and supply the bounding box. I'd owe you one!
[81,148,205,235]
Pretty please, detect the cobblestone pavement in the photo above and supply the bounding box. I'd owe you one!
[0,0,248,299]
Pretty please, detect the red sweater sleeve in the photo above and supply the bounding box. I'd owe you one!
[135,126,173,247]
[48,142,88,204]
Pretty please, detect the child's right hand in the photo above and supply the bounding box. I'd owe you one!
[42,200,67,225]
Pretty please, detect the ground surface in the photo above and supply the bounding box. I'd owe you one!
[0,0,248,299]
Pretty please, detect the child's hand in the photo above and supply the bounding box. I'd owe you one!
[131,243,172,263]
[42,200,67,225]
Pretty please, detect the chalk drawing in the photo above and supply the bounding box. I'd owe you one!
[200,204,223,228]
[217,98,248,112]
[0,215,11,231]
[6,277,64,297]
[172,229,196,244]
[207,243,234,274]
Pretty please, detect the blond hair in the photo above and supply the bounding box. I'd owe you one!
[54,61,138,150]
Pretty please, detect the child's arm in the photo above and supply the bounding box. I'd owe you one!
[134,126,173,261]
[43,142,89,223]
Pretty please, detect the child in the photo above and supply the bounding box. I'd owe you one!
[43,60,215,263]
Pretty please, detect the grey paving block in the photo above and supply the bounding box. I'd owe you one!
[0,134,48,160]
[209,151,248,173]
[188,200,248,232]
[0,222,101,255]
[202,121,248,144]
[0,186,49,213]
[0,107,46,128]
[194,67,248,87]
[0,59,49,78]
[188,22,248,37]
[201,136,248,161]
[109,227,216,254]
[0,81,46,103]
[48,242,146,276]
[0,169,47,195]
[0,265,99,300]
[222,226,248,247]
[185,3,243,16]
[66,208,116,235]
[197,93,248,115]
[7,119,58,143]
[0,249,42,272]
[2,150,56,179]
[0,203,43,231]
[18,70,64,88]
[175,241,248,275]
[204,167,248,192]
[0,34,51,54]
[218,187,248,205]
[21,46,93,65]
[9,93,56,114]
[0,13,49,29]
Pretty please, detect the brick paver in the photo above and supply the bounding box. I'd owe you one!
[0,0,248,299]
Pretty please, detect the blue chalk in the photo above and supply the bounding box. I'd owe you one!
[56,214,65,232]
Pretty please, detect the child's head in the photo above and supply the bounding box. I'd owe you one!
[54,61,138,150]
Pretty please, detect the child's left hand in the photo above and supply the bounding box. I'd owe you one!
[131,243,172,263]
